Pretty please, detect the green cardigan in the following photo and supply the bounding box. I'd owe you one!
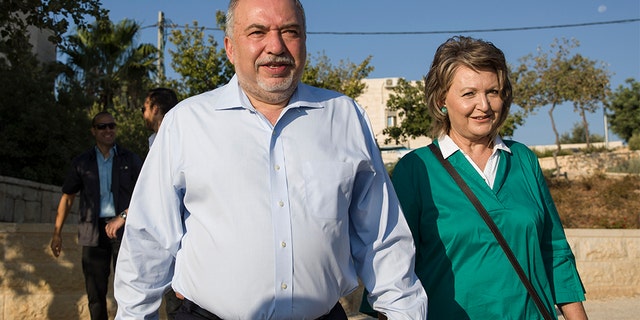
[362,140,585,319]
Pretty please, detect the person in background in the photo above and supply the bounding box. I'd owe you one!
[141,87,181,319]
[113,0,428,319]
[142,87,179,147]
[364,35,588,319]
[51,111,142,320]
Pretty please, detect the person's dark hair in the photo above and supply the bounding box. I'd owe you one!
[425,35,513,140]
[92,111,114,126]
[146,88,178,115]
[225,0,306,38]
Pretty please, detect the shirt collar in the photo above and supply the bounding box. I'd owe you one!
[95,145,116,159]
[212,75,324,111]
[437,135,511,159]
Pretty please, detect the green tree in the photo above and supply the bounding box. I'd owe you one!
[381,78,428,144]
[512,38,609,176]
[607,78,640,143]
[166,21,234,100]
[0,0,106,59]
[0,50,91,184]
[60,18,157,110]
[302,52,374,98]
[559,122,604,144]
[0,0,105,184]
[564,54,610,148]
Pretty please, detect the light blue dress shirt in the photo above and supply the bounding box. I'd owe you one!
[114,76,427,319]
[96,146,115,218]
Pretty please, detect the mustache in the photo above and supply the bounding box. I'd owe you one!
[257,55,295,66]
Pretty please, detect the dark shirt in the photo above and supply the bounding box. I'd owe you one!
[62,144,142,246]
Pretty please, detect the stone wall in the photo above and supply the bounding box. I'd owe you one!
[1,224,638,319]
[0,176,79,224]
[566,229,640,299]
[537,149,640,178]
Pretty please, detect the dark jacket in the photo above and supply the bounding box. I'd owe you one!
[62,144,142,246]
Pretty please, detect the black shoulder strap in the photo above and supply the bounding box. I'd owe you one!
[428,143,554,320]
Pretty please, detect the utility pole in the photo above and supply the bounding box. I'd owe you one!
[157,11,165,84]
[604,109,609,149]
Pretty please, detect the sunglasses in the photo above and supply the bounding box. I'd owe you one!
[94,122,117,130]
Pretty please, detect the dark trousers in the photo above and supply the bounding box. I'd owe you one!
[176,299,347,320]
[164,288,182,320]
[82,219,121,320]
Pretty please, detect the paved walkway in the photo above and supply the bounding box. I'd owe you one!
[565,296,640,320]
[348,296,640,320]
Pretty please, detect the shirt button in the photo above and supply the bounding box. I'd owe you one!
[281,283,288,290]
[281,241,286,248]
[274,164,280,171]
[278,200,284,207]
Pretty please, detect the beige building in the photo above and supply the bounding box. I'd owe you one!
[356,78,431,163]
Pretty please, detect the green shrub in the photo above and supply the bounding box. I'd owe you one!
[533,148,574,158]
[629,132,640,151]
[608,158,640,174]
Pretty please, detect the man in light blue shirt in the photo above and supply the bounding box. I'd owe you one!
[114,0,428,319]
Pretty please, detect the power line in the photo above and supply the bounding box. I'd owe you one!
[142,18,639,35]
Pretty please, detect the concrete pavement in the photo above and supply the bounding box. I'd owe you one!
[348,296,640,320]
[565,296,640,320]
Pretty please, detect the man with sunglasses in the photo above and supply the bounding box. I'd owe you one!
[51,111,142,320]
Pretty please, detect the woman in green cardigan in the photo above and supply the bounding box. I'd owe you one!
[362,36,587,319]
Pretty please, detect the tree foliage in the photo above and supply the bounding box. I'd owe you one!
[0,0,106,59]
[607,78,640,143]
[381,78,429,144]
[0,48,90,185]
[564,54,610,147]
[559,122,604,144]
[511,38,610,176]
[60,18,157,110]
[302,53,374,98]
[166,21,234,100]
[511,38,578,151]
[0,0,107,184]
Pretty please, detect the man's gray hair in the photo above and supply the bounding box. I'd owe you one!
[225,0,306,38]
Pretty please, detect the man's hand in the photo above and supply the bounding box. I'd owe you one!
[50,235,62,257]
[105,217,126,239]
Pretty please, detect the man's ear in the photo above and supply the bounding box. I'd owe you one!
[152,105,160,115]
[224,36,234,63]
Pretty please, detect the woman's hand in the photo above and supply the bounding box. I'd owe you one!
[558,301,588,320]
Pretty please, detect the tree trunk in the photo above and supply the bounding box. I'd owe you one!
[549,104,562,178]
[581,108,591,148]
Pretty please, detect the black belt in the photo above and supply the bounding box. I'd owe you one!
[182,299,222,320]
[181,299,347,320]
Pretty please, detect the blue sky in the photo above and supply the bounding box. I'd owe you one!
[101,0,639,146]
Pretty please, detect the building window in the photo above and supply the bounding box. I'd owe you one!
[387,116,396,127]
